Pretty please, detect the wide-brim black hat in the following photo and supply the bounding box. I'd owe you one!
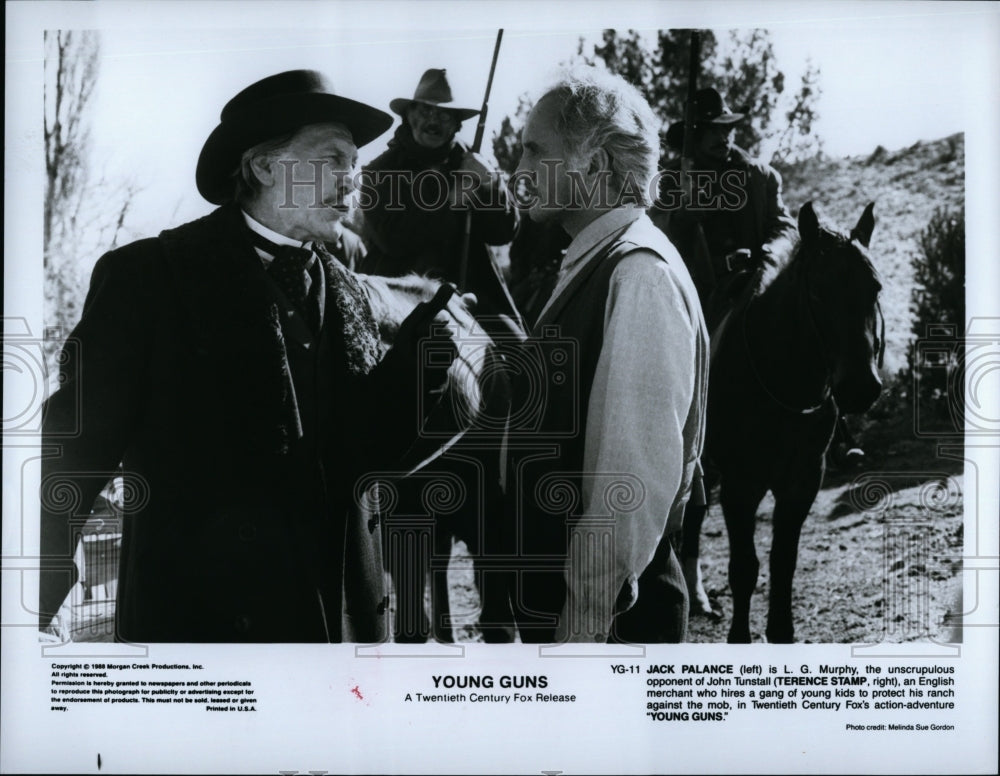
[665,86,745,151]
[388,68,480,121]
[196,70,393,205]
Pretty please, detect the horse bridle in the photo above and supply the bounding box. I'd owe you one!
[740,246,884,415]
[741,289,832,415]
[874,300,886,370]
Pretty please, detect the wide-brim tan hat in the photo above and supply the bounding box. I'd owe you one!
[389,68,480,121]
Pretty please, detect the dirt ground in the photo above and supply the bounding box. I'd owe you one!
[440,427,965,645]
[682,469,965,644]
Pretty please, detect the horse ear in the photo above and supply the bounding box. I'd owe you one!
[851,202,876,248]
[798,201,820,243]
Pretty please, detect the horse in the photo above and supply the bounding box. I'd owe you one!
[358,273,516,643]
[680,201,885,643]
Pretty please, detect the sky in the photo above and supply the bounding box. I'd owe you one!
[5,0,997,239]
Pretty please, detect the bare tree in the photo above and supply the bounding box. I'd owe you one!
[44,31,99,251]
[43,31,140,380]
[44,31,99,371]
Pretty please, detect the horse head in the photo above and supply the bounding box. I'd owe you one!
[797,201,884,414]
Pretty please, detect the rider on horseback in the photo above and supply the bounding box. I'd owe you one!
[653,86,865,467]
[651,87,797,328]
[651,88,866,617]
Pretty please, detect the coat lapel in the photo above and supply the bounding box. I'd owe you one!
[158,205,386,457]
[315,247,381,377]
[158,204,302,454]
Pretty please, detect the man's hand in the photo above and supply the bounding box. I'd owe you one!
[390,284,461,393]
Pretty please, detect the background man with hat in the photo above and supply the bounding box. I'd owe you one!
[38,69,463,643]
[358,67,523,644]
[652,86,863,617]
[359,68,519,321]
[652,86,798,316]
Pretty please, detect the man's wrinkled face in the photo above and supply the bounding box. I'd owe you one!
[695,123,735,166]
[267,122,358,243]
[514,92,585,225]
[407,103,461,149]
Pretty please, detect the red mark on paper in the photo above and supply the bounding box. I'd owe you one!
[351,685,364,700]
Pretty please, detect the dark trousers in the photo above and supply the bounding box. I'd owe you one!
[612,536,689,644]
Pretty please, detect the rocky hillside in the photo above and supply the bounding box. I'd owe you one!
[776,133,965,376]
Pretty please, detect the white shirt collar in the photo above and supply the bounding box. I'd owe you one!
[534,207,645,324]
[560,207,645,275]
[242,211,312,263]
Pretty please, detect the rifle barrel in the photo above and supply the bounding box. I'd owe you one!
[460,28,504,290]
[681,31,702,176]
[472,29,504,152]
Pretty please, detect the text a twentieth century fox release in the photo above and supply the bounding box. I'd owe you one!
[386,660,956,729]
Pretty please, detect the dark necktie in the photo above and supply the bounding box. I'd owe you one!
[249,230,321,330]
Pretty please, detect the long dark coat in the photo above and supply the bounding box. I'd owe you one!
[40,204,429,643]
[651,145,797,316]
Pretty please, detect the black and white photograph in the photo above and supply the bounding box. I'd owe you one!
[3,1,998,773]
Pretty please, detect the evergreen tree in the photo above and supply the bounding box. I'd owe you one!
[492,28,822,173]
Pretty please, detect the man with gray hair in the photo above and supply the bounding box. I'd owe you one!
[507,67,709,643]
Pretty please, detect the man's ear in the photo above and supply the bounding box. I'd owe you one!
[587,147,611,176]
[249,154,276,187]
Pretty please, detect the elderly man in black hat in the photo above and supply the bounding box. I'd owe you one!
[360,68,519,322]
[38,70,466,643]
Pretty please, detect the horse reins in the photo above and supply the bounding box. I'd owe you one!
[874,300,886,369]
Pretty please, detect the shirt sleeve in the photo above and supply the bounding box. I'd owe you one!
[557,250,697,642]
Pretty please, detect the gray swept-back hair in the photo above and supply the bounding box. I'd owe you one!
[542,67,661,206]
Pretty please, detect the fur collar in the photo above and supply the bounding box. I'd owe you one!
[156,204,384,454]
